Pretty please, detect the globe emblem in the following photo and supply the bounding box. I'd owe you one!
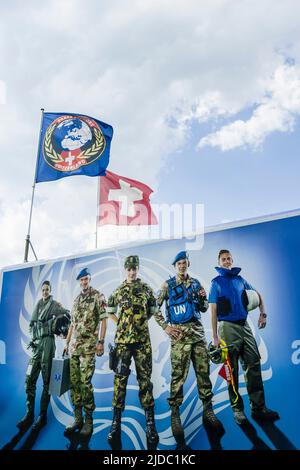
[54,118,92,152]
[43,115,106,172]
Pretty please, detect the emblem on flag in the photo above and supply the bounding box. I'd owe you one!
[36,112,113,183]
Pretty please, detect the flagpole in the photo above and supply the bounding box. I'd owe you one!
[95,175,100,249]
[24,108,44,263]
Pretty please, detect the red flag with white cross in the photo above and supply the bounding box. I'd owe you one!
[98,170,158,226]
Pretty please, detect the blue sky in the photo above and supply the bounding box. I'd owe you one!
[1,0,300,266]
[156,115,300,226]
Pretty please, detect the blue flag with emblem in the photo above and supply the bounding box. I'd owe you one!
[35,112,113,183]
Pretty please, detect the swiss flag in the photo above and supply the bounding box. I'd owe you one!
[98,170,158,226]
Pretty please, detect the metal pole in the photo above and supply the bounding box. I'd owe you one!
[24,108,44,262]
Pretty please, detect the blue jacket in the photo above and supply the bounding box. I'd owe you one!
[208,267,255,322]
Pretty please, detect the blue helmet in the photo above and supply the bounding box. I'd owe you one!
[76,267,91,280]
[172,250,189,266]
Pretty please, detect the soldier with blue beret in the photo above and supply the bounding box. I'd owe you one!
[64,267,107,437]
[76,267,91,280]
[154,250,224,449]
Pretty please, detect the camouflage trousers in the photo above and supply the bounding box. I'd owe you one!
[70,353,96,413]
[25,336,55,414]
[168,339,213,407]
[112,342,155,410]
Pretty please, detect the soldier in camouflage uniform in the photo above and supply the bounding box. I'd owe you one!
[154,251,224,449]
[17,280,70,432]
[107,255,159,450]
[64,268,107,437]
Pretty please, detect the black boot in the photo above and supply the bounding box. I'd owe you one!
[145,407,159,450]
[17,411,34,430]
[17,396,35,430]
[64,407,84,435]
[32,413,47,431]
[171,406,188,450]
[80,412,93,437]
[251,406,280,422]
[107,408,122,450]
[203,403,224,436]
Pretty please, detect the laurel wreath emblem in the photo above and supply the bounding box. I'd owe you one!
[43,120,105,164]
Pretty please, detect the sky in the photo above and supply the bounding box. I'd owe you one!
[1,0,300,267]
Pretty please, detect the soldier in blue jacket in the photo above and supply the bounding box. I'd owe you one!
[209,249,279,425]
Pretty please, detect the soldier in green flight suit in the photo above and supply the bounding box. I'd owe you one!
[17,280,70,432]
[64,268,107,438]
[154,251,224,449]
[107,255,159,450]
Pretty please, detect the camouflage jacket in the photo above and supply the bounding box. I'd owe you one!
[154,274,208,344]
[29,296,69,341]
[70,287,107,355]
[107,278,157,344]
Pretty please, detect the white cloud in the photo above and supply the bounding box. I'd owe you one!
[198,63,300,150]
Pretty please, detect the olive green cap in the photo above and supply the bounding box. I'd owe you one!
[124,255,139,269]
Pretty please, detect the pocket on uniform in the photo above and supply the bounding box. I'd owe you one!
[26,363,33,376]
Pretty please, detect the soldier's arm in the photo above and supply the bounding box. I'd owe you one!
[106,289,119,324]
[146,285,159,319]
[64,302,76,354]
[197,283,209,313]
[154,282,170,330]
[210,303,221,347]
[95,293,108,356]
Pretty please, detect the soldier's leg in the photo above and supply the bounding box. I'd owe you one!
[25,357,41,414]
[191,342,224,434]
[79,353,96,437]
[39,338,56,417]
[133,342,158,449]
[17,357,41,428]
[168,340,191,408]
[218,321,244,411]
[65,354,84,434]
[168,340,191,446]
[108,345,132,448]
[133,342,154,409]
[70,354,83,409]
[80,354,96,414]
[191,342,213,404]
[240,323,265,411]
[112,345,132,410]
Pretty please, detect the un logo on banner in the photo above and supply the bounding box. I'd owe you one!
[43,115,106,172]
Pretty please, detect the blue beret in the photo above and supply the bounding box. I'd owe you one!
[76,268,91,280]
[172,250,189,266]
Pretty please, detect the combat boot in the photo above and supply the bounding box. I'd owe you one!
[170,406,187,449]
[64,407,84,435]
[79,411,93,437]
[17,410,34,430]
[32,413,47,431]
[17,397,35,430]
[202,402,224,436]
[107,407,122,450]
[251,406,280,422]
[145,407,159,450]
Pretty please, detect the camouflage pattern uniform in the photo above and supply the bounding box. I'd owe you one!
[107,279,157,410]
[25,296,69,417]
[69,287,107,414]
[155,274,213,407]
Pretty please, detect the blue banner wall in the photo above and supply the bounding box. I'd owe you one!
[0,213,299,450]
